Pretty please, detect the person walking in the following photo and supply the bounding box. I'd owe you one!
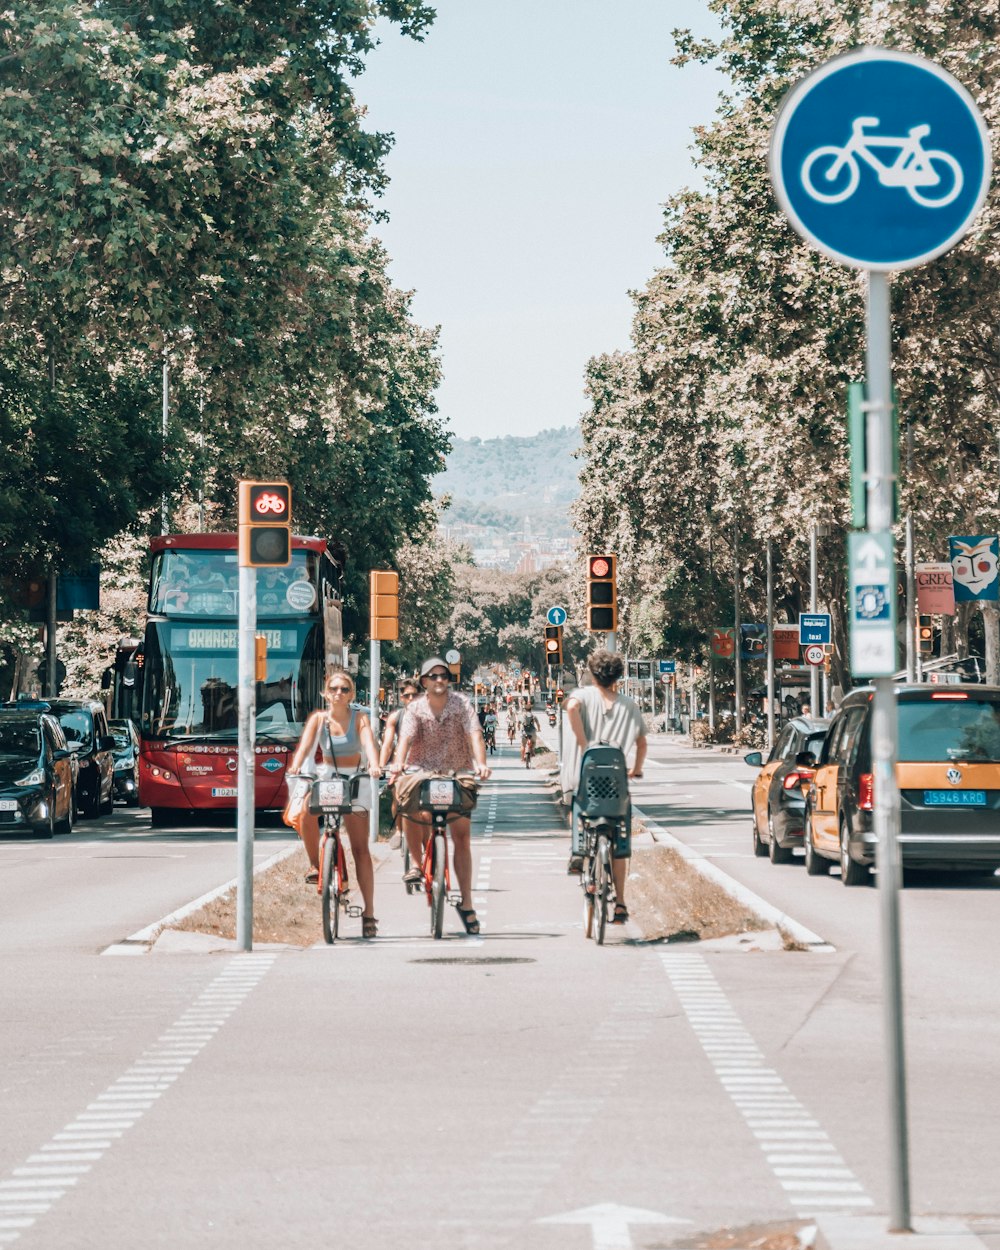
[388,657,491,934]
[288,667,382,938]
[561,649,647,923]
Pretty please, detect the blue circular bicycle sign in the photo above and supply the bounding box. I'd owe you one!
[770,48,991,270]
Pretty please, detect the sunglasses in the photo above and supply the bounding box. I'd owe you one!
[425,672,450,681]
[326,685,351,694]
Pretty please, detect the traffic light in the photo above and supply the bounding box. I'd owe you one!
[544,624,563,666]
[555,688,564,703]
[254,634,267,682]
[238,480,291,567]
[918,615,933,656]
[369,570,399,642]
[587,554,617,632]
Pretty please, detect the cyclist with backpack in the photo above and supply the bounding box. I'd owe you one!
[561,650,646,923]
[520,705,539,765]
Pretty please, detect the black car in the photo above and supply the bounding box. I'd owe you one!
[0,708,75,838]
[745,716,831,863]
[47,699,116,818]
[109,718,140,806]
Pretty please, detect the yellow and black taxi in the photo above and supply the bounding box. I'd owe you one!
[804,684,1000,884]
[0,704,76,838]
[47,699,116,819]
[744,716,830,863]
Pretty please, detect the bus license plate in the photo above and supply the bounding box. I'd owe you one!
[211,787,238,798]
[923,790,986,807]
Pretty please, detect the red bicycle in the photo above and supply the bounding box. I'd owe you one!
[414,775,474,939]
[312,775,364,944]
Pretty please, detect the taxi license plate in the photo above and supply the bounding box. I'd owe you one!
[924,790,986,807]
[0,800,17,811]
[211,787,238,798]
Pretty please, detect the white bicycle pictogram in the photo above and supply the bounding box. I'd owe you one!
[801,116,963,207]
[254,492,287,514]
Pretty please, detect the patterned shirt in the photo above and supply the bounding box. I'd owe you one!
[398,691,481,773]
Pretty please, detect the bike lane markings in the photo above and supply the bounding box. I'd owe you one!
[0,954,276,1244]
[660,952,873,1218]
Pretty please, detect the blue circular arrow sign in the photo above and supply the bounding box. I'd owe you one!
[546,606,567,627]
[770,48,991,270]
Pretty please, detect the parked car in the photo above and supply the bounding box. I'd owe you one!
[744,716,831,863]
[109,718,140,806]
[47,699,116,819]
[0,706,75,837]
[804,684,1000,884]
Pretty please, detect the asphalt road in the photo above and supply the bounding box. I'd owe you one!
[0,736,997,1249]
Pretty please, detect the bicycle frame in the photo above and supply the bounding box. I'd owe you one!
[844,120,937,184]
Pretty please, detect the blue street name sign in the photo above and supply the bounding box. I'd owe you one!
[799,613,831,646]
[658,660,676,675]
[770,48,991,271]
[546,606,567,627]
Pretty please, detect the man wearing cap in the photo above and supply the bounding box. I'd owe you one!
[389,658,491,935]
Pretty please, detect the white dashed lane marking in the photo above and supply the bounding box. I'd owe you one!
[0,954,276,1244]
[660,952,874,1218]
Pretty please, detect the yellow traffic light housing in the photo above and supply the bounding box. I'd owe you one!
[254,634,267,682]
[369,570,399,642]
[238,480,291,567]
[918,615,933,656]
[587,554,617,632]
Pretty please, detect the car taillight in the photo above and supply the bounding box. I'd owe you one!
[859,773,874,811]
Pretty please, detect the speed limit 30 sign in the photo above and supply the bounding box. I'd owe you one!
[804,644,825,666]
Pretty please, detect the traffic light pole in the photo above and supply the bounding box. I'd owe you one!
[867,270,911,1233]
[369,639,381,846]
[236,564,257,952]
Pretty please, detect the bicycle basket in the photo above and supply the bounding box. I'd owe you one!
[309,775,358,815]
[577,745,630,822]
[418,777,466,813]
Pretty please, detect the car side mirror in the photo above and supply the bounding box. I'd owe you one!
[744,751,763,767]
[100,735,116,752]
[795,750,817,768]
[53,749,72,761]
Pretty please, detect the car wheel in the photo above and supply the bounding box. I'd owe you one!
[804,810,830,877]
[752,812,768,857]
[56,796,73,836]
[768,813,793,864]
[34,809,54,840]
[840,820,871,887]
[99,786,114,816]
[126,777,140,808]
[149,807,173,828]
[81,786,100,819]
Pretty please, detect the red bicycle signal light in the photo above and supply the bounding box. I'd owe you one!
[238,480,292,567]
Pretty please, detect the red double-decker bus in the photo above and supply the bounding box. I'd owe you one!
[138,534,343,824]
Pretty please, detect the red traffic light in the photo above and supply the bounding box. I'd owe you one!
[589,556,611,578]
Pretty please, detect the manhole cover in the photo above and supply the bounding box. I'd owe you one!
[408,956,536,966]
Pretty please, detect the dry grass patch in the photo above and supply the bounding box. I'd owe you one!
[628,842,770,944]
[170,845,324,946]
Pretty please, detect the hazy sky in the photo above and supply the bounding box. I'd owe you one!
[356,2,726,440]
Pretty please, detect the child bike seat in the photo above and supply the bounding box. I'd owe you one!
[577,744,630,823]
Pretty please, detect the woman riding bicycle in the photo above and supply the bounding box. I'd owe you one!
[387,657,491,935]
[288,667,382,938]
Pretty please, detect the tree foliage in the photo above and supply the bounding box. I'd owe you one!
[574,0,1000,687]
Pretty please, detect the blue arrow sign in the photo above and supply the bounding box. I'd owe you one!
[546,606,567,627]
[770,48,991,271]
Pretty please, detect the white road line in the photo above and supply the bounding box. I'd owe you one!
[0,954,275,1245]
[661,952,874,1218]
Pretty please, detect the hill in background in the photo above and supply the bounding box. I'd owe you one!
[437,426,581,569]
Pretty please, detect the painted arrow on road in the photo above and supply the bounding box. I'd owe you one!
[537,1201,691,1249]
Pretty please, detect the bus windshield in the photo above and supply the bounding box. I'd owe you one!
[141,620,325,743]
[149,549,320,618]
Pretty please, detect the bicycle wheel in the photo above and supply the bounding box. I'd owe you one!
[582,852,595,941]
[908,150,963,207]
[801,145,858,204]
[594,835,611,946]
[431,831,446,939]
[320,829,339,945]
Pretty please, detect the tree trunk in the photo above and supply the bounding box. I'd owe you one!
[981,601,1000,684]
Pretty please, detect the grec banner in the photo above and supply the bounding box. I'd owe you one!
[915,562,956,615]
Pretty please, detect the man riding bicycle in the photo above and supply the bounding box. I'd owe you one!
[388,657,491,935]
[520,706,538,764]
[483,705,498,754]
[561,649,646,923]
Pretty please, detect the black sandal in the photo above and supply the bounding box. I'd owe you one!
[456,906,480,936]
[612,903,629,924]
[361,915,378,939]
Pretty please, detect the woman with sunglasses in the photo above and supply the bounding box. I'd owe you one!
[289,667,382,938]
[388,657,491,934]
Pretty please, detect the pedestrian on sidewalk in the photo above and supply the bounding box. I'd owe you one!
[561,649,646,923]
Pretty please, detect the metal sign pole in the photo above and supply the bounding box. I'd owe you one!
[733,527,743,733]
[369,638,381,846]
[905,513,917,681]
[236,564,257,952]
[867,270,911,1232]
[809,526,820,714]
[766,539,775,749]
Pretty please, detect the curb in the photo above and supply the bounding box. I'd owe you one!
[633,805,834,953]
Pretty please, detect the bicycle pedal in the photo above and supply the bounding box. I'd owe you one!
[346,904,363,919]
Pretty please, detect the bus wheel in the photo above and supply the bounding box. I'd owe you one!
[149,807,173,828]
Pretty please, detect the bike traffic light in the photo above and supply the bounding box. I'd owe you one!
[369,570,399,642]
[918,615,934,656]
[544,624,563,667]
[586,554,617,632]
[238,480,291,567]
